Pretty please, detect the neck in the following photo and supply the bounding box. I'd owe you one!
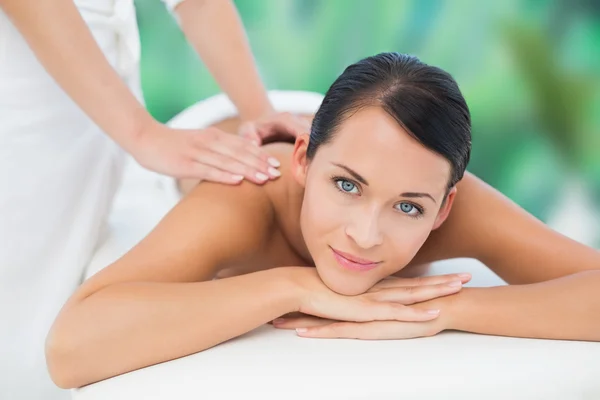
[283,175,314,266]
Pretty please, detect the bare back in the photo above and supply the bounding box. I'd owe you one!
[213,142,313,279]
[175,117,315,281]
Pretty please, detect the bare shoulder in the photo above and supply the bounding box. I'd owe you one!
[411,171,600,283]
[260,142,296,194]
[262,141,295,158]
[262,142,295,175]
[71,164,284,302]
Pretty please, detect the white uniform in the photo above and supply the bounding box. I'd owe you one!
[0,1,182,399]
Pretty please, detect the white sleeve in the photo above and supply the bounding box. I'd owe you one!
[160,0,187,14]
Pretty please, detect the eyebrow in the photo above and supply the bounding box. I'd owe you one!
[400,192,437,204]
[332,162,437,204]
[333,163,368,185]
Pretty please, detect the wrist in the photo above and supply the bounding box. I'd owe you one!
[268,267,309,314]
[411,289,466,332]
[440,287,476,331]
[120,109,160,157]
[238,100,275,123]
[121,110,162,161]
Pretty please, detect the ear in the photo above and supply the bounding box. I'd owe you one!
[432,186,457,230]
[291,133,310,187]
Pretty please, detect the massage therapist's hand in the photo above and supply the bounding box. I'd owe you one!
[238,111,311,145]
[131,120,282,185]
[286,268,470,324]
[276,271,471,338]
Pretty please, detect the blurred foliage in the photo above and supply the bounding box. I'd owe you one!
[502,19,595,168]
[135,0,600,222]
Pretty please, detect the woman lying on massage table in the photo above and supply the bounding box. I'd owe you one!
[46,52,600,389]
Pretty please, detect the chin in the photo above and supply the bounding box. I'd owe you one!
[315,264,376,296]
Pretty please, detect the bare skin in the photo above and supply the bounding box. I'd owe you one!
[46,112,600,389]
[180,116,599,283]
[177,115,315,194]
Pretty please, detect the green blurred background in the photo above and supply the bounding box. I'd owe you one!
[134,0,600,246]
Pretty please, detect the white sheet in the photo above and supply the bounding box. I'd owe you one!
[76,91,600,400]
[72,316,600,400]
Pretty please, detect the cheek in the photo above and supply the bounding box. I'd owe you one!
[381,221,435,274]
[300,176,340,241]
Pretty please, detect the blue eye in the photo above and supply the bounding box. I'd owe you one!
[395,202,421,216]
[335,179,359,194]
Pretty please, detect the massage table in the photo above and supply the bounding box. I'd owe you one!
[74,91,600,400]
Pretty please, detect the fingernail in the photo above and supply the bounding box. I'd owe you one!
[447,280,462,287]
[458,273,471,279]
[296,328,308,333]
[427,309,440,315]
[268,157,281,167]
[268,167,281,177]
[231,175,244,181]
[255,172,268,181]
[273,318,285,324]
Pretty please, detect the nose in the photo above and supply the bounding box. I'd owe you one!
[344,206,384,249]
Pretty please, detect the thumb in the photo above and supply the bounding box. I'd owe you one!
[238,122,262,146]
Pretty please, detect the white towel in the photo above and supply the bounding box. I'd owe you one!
[0,2,141,399]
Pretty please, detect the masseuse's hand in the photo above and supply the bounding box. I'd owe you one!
[276,271,471,338]
[132,120,282,185]
[287,268,470,324]
[238,111,311,145]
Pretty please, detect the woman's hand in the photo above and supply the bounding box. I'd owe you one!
[238,112,312,145]
[288,268,470,325]
[272,310,447,340]
[131,121,282,185]
[273,284,460,340]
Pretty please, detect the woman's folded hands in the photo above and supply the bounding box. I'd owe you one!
[274,267,471,339]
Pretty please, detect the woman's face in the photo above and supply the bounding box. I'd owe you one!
[292,106,457,295]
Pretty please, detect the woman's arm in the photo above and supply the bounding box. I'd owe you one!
[45,180,298,388]
[279,191,600,341]
[444,270,600,341]
[380,171,600,342]
[409,172,600,284]
[413,171,600,340]
[274,270,600,342]
[175,0,274,121]
[0,0,280,182]
[0,0,150,152]
[45,180,442,388]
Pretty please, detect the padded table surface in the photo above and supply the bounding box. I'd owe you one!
[73,319,600,400]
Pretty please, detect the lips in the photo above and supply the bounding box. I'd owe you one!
[330,247,381,272]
